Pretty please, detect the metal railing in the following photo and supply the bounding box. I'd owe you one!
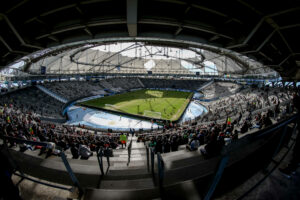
[127,139,133,166]
[96,146,113,176]
[150,148,155,174]
[0,135,83,198]
[146,146,165,188]
[157,152,165,189]
[146,146,150,172]
[96,147,105,176]
[204,155,229,200]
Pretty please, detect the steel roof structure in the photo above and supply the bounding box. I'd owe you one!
[0,0,299,79]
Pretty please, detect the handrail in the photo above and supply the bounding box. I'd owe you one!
[0,135,49,147]
[96,147,104,176]
[146,146,150,172]
[157,152,165,188]
[204,155,229,200]
[150,148,155,175]
[13,172,71,191]
[127,139,133,166]
[57,152,83,196]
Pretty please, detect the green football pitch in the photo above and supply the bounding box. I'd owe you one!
[80,89,193,121]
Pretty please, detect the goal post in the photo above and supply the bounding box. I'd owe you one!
[143,110,162,119]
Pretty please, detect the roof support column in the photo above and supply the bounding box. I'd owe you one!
[127,0,138,37]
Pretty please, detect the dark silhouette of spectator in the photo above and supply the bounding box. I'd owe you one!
[171,135,179,152]
[163,138,171,153]
[71,143,79,159]
[240,121,249,133]
[155,138,163,153]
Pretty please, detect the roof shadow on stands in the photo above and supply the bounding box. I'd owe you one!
[156,115,297,199]
[3,107,298,199]
[203,82,235,99]
[211,123,295,198]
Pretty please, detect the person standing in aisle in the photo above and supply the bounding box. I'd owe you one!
[120,133,127,148]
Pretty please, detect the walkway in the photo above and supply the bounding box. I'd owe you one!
[35,85,68,103]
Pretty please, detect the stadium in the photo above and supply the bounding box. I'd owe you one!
[0,1,300,200]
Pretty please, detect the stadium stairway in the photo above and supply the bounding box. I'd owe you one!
[6,122,291,200]
[84,121,296,200]
[137,78,145,88]
[197,80,214,91]
[36,85,68,103]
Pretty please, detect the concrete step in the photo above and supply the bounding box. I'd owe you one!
[84,187,160,200]
[99,178,155,190]
[84,179,201,200]
[104,168,151,180]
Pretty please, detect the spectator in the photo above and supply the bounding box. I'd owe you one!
[71,143,79,159]
[120,133,127,148]
[186,135,199,151]
[79,144,93,159]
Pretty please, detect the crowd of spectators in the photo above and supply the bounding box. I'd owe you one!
[41,78,207,102]
[201,81,241,99]
[0,87,64,120]
[0,80,298,161]
[43,81,106,101]
[0,104,126,160]
[139,86,296,158]
[140,78,206,91]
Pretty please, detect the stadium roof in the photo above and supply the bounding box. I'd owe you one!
[0,0,299,79]
[26,41,277,76]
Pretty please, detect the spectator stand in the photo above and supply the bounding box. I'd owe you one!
[0,135,83,199]
[144,113,299,199]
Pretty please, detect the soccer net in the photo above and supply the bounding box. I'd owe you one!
[143,110,162,119]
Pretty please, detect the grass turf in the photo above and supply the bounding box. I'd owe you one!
[80,89,193,121]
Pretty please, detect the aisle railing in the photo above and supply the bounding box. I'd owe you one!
[127,139,133,166]
[146,147,165,189]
